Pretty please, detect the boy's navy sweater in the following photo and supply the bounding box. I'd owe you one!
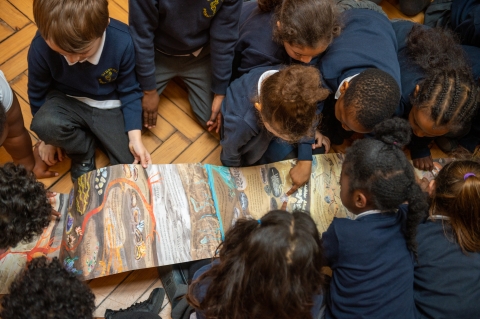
[129,0,242,95]
[322,210,416,319]
[220,66,314,167]
[27,19,142,132]
[192,262,324,319]
[393,20,433,159]
[451,0,480,47]
[317,9,401,95]
[232,1,289,80]
[406,209,480,318]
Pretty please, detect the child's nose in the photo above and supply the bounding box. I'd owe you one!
[301,56,313,63]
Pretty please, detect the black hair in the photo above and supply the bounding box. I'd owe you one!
[407,25,479,133]
[0,162,51,249]
[1,256,95,319]
[343,118,429,257]
[0,101,7,140]
[343,68,401,131]
[257,0,283,12]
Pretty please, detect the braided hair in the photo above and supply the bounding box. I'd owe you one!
[343,118,429,257]
[407,25,479,133]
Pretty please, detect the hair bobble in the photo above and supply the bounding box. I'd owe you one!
[257,219,262,225]
[464,173,476,180]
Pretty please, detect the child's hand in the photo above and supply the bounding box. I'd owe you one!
[418,177,435,197]
[46,190,61,219]
[142,89,160,129]
[413,156,434,171]
[287,160,312,195]
[207,94,225,133]
[313,130,331,153]
[32,142,58,178]
[128,130,151,168]
[38,141,64,166]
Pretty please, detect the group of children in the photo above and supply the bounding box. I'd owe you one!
[1,0,480,318]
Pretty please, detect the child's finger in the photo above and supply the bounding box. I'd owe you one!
[286,184,299,196]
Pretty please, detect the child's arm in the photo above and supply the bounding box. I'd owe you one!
[207,0,242,133]
[322,222,340,267]
[128,130,151,168]
[409,135,434,171]
[2,85,58,178]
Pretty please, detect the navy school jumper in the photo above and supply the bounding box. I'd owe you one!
[322,209,416,319]
[317,8,402,145]
[397,206,480,319]
[451,0,480,47]
[27,19,142,132]
[220,66,317,167]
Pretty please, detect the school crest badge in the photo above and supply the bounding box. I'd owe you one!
[98,68,118,84]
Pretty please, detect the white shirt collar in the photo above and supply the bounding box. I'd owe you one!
[335,73,359,99]
[64,31,106,66]
[354,209,386,220]
[428,215,450,221]
[258,70,279,96]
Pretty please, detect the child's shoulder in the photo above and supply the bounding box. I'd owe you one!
[107,18,130,35]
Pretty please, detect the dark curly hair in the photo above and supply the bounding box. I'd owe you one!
[187,210,325,319]
[407,25,479,134]
[430,160,480,253]
[0,101,7,141]
[343,118,429,257]
[0,162,51,249]
[257,0,283,12]
[343,68,401,131]
[1,256,95,319]
[273,0,341,49]
[259,65,330,142]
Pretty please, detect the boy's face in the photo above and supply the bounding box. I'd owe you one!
[408,106,449,138]
[45,37,103,65]
[334,94,370,133]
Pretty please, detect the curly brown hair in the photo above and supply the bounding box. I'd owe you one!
[186,210,325,319]
[259,65,330,142]
[0,163,51,249]
[273,0,341,49]
[1,257,95,319]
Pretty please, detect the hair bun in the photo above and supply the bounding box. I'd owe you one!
[373,117,412,148]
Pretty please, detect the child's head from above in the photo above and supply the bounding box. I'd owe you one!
[429,160,480,252]
[255,65,330,142]
[0,163,51,250]
[273,0,341,63]
[0,257,95,319]
[0,101,7,146]
[407,25,479,138]
[187,210,324,319]
[33,0,108,63]
[341,118,428,254]
[335,69,401,133]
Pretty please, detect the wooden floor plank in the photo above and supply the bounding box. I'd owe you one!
[202,145,223,166]
[0,23,36,64]
[150,132,191,164]
[112,0,129,13]
[93,268,160,317]
[0,21,14,42]
[7,0,34,23]
[0,0,30,30]
[157,96,204,142]
[1,45,29,81]
[174,132,219,164]
[89,271,132,311]
[108,0,128,25]
[142,129,163,155]
[162,81,196,120]
[148,114,176,142]
[9,72,28,101]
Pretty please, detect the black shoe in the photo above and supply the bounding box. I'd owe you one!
[104,288,165,319]
[70,156,96,182]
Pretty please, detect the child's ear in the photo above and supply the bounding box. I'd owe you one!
[276,21,281,29]
[414,84,420,97]
[353,190,368,209]
[254,102,262,112]
[339,81,350,96]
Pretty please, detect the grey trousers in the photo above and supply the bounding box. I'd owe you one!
[153,45,213,126]
[30,90,134,164]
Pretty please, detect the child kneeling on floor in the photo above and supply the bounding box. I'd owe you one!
[29,0,150,182]
[413,160,480,318]
[187,209,325,319]
[322,118,428,319]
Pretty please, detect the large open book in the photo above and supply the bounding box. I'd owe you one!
[0,154,452,293]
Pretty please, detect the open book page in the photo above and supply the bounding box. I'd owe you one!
[58,163,224,281]
[207,154,354,235]
[0,193,70,294]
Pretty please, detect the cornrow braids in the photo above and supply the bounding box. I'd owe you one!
[343,118,429,257]
[407,25,479,133]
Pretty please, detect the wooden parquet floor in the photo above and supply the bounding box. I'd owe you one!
[0,0,221,317]
[0,1,450,318]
